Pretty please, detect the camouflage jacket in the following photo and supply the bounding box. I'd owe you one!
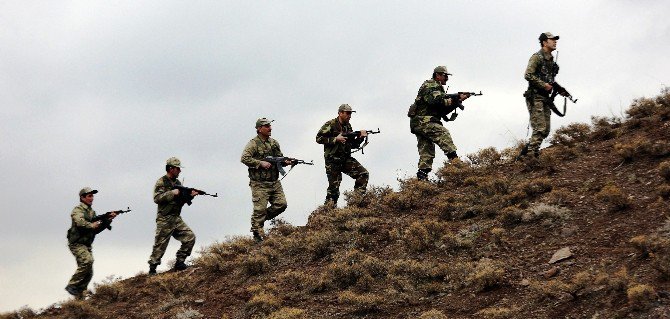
[316,117,362,159]
[67,203,97,246]
[412,79,460,119]
[524,49,559,96]
[154,175,186,216]
[241,135,284,182]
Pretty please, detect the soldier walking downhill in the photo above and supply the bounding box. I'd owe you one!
[408,66,470,180]
[519,32,566,158]
[241,118,290,242]
[147,157,197,275]
[316,104,369,205]
[65,187,117,298]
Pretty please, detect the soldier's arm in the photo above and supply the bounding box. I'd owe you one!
[241,140,262,168]
[524,54,546,89]
[316,122,337,145]
[153,178,175,204]
[71,206,96,229]
[274,140,284,157]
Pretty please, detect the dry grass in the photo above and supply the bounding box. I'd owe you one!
[0,307,36,319]
[246,291,281,318]
[597,184,631,212]
[467,146,503,168]
[266,307,307,319]
[521,203,571,224]
[550,123,591,147]
[60,300,102,319]
[337,291,382,313]
[475,306,519,318]
[147,272,194,298]
[418,309,448,319]
[626,284,656,310]
[660,161,670,182]
[466,258,505,291]
[519,178,553,197]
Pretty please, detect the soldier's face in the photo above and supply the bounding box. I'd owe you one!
[80,194,94,206]
[543,38,557,51]
[168,166,181,178]
[436,73,448,85]
[338,111,352,123]
[258,124,272,138]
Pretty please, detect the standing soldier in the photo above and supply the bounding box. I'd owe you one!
[408,66,470,180]
[241,118,289,242]
[65,187,117,298]
[148,157,197,275]
[519,32,565,158]
[316,104,369,205]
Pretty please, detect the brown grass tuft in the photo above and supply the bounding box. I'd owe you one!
[467,146,503,168]
[520,178,553,197]
[660,161,670,182]
[418,309,448,319]
[337,291,382,313]
[266,307,307,319]
[467,258,506,291]
[550,123,591,147]
[626,284,656,310]
[596,184,631,212]
[246,292,281,318]
[60,300,102,319]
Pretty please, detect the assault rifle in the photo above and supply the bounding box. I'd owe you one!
[172,185,218,206]
[442,91,483,122]
[548,82,578,117]
[92,207,131,234]
[342,128,380,154]
[263,156,314,179]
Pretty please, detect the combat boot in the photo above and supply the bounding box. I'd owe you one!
[417,168,431,181]
[174,260,188,271]
[65,285,83,299]
[148,264,157,275]
[252,229,265,243]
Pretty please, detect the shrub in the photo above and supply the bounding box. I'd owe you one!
[475,307,518,318]
[268,218,298,237]
[521,203,570,224]
[467,258,505,291]
[649,141,670,157]
[147,272,193,298]
[550,123,591,147]
[61,300,102,319]
[659,185,670,200]
[92,275,125,303]
[597,184,631,212]
[614,139,651,162]
[630,235,652,257]
[626,284,656,310]
[267,308,307,319]
[403,221,447,252]
[591,116,621,140]
[306,230,339,260]
[520,178,553,196]
[498,206,523,227]
[594,267,629,293]
[418,309,448,319]
[467,147,503,168]
[0,307,36,319]
[660,161,670,181]
[546,189,570,206]
[337,291,382,313]
[627,97,660,119]
[246,292,281,317]
[240,254,270,276]
[278,270,311,291]
[175,308,204,319]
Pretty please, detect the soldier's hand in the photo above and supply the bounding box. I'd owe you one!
[172,189,180,195]
[92,221,102,229]
[109,212,118,219]
[335,134,347,143]
[190,190,199,197]
[260,161,272,169]
[544,83,553,91]
[459,93,470,101]
[360,130,368,137]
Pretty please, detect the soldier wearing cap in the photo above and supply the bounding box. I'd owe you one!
[65,187,117,298]
[147,157,197,274]
[408,66,470,180]
[520,32,564,158]
[316,104,369,205]
[241,118,289,242]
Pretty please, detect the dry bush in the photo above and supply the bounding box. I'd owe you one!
[594,267,630,293]
[649,141,670,157]
[321,250,387,291]
[660,161,670,182]
[436,160,474,186]
[174,308,204,319]
[550,123,591,147]
[597,184,631,212]
[278,270,311,291]
[345,217,382,235]
[0,307,36,319]
[659,185,670,200]
[498,206,523,227]
[475,307,518,318]
[521,203,571,224]
[418,309,448,319]
[196,236,254,273]
[627,96,662,119]
[267,308,307,319]
[626,284,656,310]
[147,272,193,298]
[61,300,102,319]
[467,147,503,168]
[92,275,125,303]
[306,230,340,260]
[466,258,505,291]
[591,115,621,140]
[546,189,570,206]
[337,291,382,313]
[614,139,652,162]
[630,235,652,258]
[519,178,553,197]
[240,253,270,276]
[268,218,298,237]
[403,220,448,252]
[490,227,505,245]
[529,279,571,301]
[384,179,440,210]
[477,177,510,197]
[246,292,281,318]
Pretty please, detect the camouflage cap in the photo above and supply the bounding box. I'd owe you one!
[166,157,184,168]
[539,32,559,41]
[433,66,452,75]
[255,118,274,128]
[338,104,356,113]
[79,187,98,197]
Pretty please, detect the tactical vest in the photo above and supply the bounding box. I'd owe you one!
[412,79,445,118]
[529,50,559,94]
[158,175,184,216]
[248,137,281,182]
[66,204,97,246]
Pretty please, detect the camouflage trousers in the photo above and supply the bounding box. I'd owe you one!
[410,116,457,170]
[148,214,195,266]
[325,156,369,204]
[526,94,552,154]
[249,180,287,232]
[67,243,93,293]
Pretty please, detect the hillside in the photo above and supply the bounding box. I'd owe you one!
[4,90,670,319]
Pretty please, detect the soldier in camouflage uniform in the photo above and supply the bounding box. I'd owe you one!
[520,32,564,158]
[148,157,198,275]
[408,66,470,180]
[316,104,369,205]
[241,118,290,242]
[65,187,117,298]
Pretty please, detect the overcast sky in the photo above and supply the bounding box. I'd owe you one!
[1,0,669,312]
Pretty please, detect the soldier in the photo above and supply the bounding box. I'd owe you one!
[316,104,369,205]
[241,118,290,242]
[65,187,117,299]
[148,157,197,275]
[408,66,470,180]
[519,32,566,158]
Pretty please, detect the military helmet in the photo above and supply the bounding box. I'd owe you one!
[539,32,559,41]
[79,187,98,197]
[338,104,356,113]
[166,157,184,168]
[433,66,452,75]
[255,118,273,128]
